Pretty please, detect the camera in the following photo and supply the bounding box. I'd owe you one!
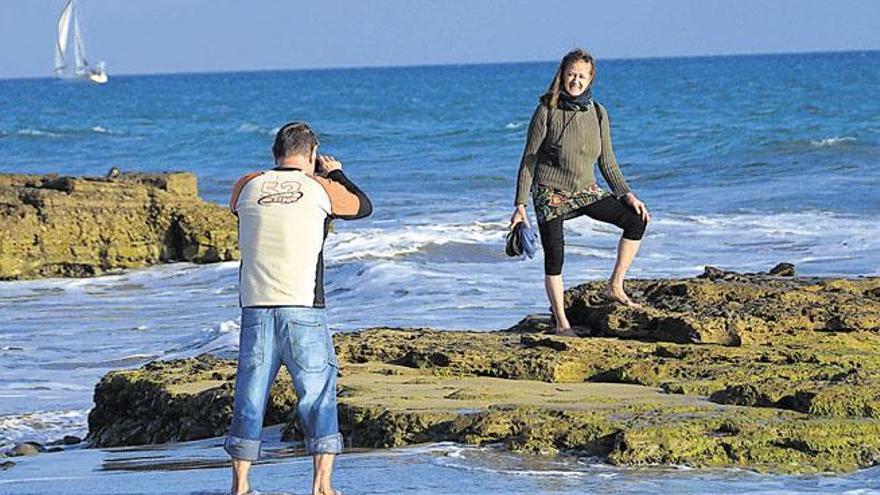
[544,143,562,167]
[315,154,325,175]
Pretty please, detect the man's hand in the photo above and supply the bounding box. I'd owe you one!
[623,192,651,224]
[318,155,342,176]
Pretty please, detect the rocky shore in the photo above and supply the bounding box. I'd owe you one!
[85,267,880,474]
[0,172,237,279]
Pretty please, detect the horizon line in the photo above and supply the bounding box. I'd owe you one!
[2,47,877,82]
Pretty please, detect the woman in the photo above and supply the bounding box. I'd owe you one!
[509,49,650,337]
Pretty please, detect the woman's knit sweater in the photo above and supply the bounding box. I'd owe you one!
[514,102,630,206]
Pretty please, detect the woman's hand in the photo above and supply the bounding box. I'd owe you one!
[623,192,651,224]
[509,204,529,230]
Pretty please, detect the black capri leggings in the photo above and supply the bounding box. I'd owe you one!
[538,196,646,276]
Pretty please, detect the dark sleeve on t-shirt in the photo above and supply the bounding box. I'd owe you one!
[324,169,373,220]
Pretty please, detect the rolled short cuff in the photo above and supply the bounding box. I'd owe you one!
[224,435,262,461]
[305,432,343,455]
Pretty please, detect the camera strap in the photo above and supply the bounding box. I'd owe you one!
[541,101,600,154]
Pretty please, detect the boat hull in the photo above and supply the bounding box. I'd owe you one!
[87,71,108,84]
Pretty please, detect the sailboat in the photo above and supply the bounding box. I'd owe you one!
[54,0,107,84]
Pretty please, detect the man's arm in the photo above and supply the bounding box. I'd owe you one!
[229,172,264,215]
[325,169,373,220]
[312,156,372,220]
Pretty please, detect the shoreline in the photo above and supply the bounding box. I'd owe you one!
[62,268,880,475]
[2,172,878,475]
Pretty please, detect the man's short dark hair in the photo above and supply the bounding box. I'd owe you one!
[272,122,318,160]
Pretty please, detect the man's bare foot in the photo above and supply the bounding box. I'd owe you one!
[313,489,342,495]
[602,285,641,308]
[555,327,578,337]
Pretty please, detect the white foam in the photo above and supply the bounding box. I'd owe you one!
[0,476,91,485]
[237,123,261,133]
[811,136,856,147]
[161,317,241,361]
[326,220,507,262]
[90,125,123,135]
[505,121,523,129]
[16,128,60,138]
[1,261,239,295]
[429,445,588,478]
[652,211,879,239]
[1,380,90,392]
[237,123,280,136]
[0,409,89,450]
[115,353,160,362]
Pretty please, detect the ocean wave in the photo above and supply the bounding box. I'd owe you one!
[504,121,524,130]
[429,444,588,478]
[160,317,240,361]
[2,380,92,392]
[0,408,89,450]
[0,261,239,295]
[9,126,125,139]
[326,220,508,262]
[652,210,877,237]
[16,128,61,138]
[237,123,280,136]
[91,125,124,135]
[811,136,857,147]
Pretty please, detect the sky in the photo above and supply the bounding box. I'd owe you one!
[1,0,878,79]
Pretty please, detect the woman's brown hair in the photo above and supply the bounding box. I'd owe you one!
[542,49,595,108]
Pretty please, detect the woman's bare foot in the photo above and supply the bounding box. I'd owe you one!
[549,309,576,336]
[555,327,578,337]
[602,285,641,308]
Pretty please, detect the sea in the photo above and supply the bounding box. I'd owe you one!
[0,51,878,494]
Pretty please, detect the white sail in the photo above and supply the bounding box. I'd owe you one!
[53,0,107,84]
[54,0,73,74]
[73,5,88,73]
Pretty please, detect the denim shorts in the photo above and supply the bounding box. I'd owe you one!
[224,306,342,461]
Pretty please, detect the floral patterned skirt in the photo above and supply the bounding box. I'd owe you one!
[533,183,611,224]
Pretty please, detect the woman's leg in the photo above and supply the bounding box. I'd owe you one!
[544,275,574,333]
[577,196,647,306]
[538,216,575,334]
[607,238,642,305]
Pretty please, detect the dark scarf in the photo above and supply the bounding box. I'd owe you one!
[541,87,594,111]
[557,87,594,111]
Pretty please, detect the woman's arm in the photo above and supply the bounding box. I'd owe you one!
[596,105,650,223]
[514,104,550,206]
[596,104,631,198]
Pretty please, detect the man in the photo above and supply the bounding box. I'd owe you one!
[224,122,372,495]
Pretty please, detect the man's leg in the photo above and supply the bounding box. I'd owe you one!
[313,454,336,495]
[231,459,251,495]
[278,307,343,495]
[224,307,282,495]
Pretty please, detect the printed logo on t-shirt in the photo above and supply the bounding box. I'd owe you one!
[257,180,304,206]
